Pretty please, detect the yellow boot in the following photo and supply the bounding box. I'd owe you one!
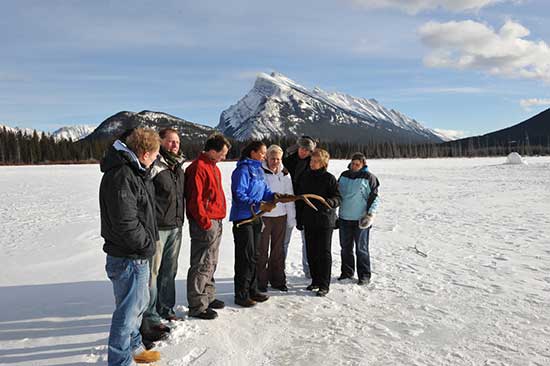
[133,349,161,363]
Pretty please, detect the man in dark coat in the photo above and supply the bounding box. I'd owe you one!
[141,128,185,340]
[100,128,161,365]
[282,136,317,278]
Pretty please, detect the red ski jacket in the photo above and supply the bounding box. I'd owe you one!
[185,152,227,230]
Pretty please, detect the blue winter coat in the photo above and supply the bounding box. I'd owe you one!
[230,158,275,222]
[338,166,380,220]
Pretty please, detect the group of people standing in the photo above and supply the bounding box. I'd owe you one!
[99,129,379,365]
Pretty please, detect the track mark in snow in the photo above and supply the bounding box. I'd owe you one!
[168,347,207,365]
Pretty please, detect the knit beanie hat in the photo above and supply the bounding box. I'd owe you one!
[297,136,316,152]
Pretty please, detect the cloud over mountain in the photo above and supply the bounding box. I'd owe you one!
[419,20,550,83]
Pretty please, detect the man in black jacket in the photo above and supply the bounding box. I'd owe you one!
[100,128,161,365]
[141,128,185,338]
[282,136,317,278]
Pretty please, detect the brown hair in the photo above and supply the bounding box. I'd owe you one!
[311,148,330,168]
[126,128,161,156]
[159,128,179,139]
[204,133,231,152]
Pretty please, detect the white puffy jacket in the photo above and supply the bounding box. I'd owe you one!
[261,160,296,227]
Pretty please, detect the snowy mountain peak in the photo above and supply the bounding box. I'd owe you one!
[217,73,444,143]
[1,123,95,141]
[51,125,96,142]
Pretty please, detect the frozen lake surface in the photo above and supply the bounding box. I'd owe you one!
[1,156,549,365]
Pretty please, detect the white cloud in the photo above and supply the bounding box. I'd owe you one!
[349,0,505,14]
[433,128,468,140]
[519,98,550,110]
[418,20,550,83]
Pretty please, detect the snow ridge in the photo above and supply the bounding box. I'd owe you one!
[218,72,443,143]
[51,125,96,141]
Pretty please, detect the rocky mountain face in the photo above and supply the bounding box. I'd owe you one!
[82,110,217,144]
[217,72,445,144]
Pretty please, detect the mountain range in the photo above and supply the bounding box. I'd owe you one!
[217,72,446,144]
[0,124,95,141]
[444,108,550,149]
[3,73,550,149]
[82,110,216,144]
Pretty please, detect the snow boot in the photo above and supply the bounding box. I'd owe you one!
[133,349,160,363]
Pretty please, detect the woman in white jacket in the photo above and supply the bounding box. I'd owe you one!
[257,145,296,292]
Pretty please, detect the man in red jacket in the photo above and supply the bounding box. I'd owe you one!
[185,133,231,319]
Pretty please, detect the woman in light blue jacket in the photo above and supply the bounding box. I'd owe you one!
[337,152,380,285]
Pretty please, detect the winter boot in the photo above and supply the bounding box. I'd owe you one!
[133,349,161,363]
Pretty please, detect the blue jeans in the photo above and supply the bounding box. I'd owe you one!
[106,255,150,366]
[143,227,182,329]
[338,219,371,279]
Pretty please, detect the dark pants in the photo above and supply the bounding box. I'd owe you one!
[257,215,287,289]
[339,219,371,279]
[304,227,333,290]
[233,219,263,301]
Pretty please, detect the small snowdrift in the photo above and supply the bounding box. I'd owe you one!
[504,152,526,165]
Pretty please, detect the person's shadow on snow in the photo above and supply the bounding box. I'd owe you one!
[0,278,234,364]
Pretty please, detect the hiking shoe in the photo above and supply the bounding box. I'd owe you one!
[152,324,171,333]
[190,308,218,320]
[164,314,184,322]
[235,297,256,307]
[357,277,371,286]
[250,293,269,302]
[338,274,353,281]
[306,284,319,291]
[133,349,161,363]
[143,338,156,351]
[141,329,169,342]
[271,284,288,292]
[258,286,268,292]
[316,288,329,297]
[208,299,225,309]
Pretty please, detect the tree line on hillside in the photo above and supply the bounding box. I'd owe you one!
[1,126,549,165]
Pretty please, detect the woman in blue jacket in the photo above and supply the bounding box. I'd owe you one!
[230,141,276,307]
[337,152,380,285]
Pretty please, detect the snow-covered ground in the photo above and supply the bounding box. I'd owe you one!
[1,157,549,366]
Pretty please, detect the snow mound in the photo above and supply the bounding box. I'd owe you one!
[505,152,526,165]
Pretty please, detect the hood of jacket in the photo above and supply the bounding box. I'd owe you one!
[100,140,146,175]
[236,157,262,170]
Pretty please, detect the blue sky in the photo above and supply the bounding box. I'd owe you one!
[1,0,549,138]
